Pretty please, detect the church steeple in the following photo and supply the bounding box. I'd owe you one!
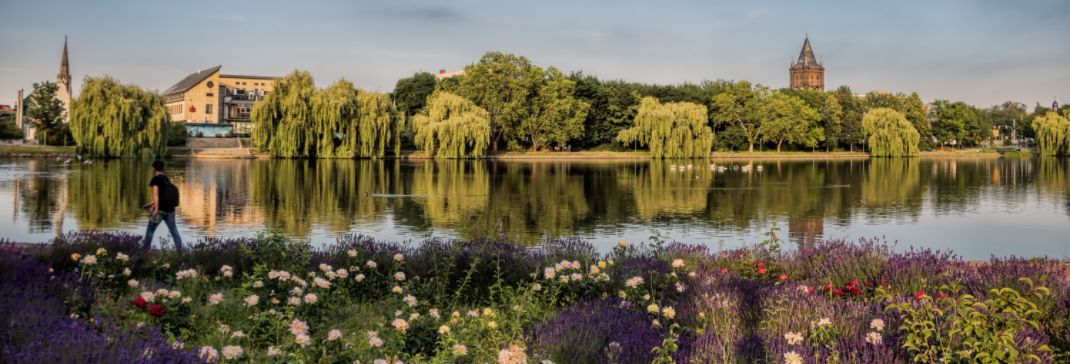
[55,36,72,123]
[57,36,71,84]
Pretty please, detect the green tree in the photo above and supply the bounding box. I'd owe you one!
[710,81,770,152]
[986,101,1028,143]
[392,72,437,116]
[758,92,823,152]
[930,100,984,147]
[901,93,932,150]
[1032,111,1070,156]
[861,108,920,157]
[252,70,316,158]
[355,91,402,158]
[830,86,866,151]
[570,74,640,148]
[24,81,69,145]
[520,68,590,151]
[616,96,714,159]
[781,88,842,151]
[457,51,543,151]
[412,92,491,158]
[69,77,170,158]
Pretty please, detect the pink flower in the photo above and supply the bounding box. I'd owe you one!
[778,274,787,281]
[915,291,927,301]
[757,267,767,275]
[289,319,309,336]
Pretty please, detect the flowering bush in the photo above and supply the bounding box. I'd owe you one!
[3,231,1068,363]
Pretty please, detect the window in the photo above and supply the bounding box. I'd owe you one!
[206,104,213,114]
[207,81,214,89]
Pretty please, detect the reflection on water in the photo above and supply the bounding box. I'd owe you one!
[1,157,1069,259]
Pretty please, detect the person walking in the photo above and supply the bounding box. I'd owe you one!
[141,160,183,252]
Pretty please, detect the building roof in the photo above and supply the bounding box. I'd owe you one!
[219,74,277,80]
[162,66,222,96]
[790,36,823,70]
[57,36,71,83]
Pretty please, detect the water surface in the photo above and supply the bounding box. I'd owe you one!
[1,158,1068,259]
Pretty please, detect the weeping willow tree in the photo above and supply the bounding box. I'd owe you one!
[355,91,402,158]
[861,108,920,157]
[310,80,359,158]
[1032,111,1070,156]
[252,71,316,158]
[615,97,714,159]
[69,77,169,158]
[412,92,491,158]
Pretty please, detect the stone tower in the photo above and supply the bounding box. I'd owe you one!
[56,36,72,123]
[789,36,824,91]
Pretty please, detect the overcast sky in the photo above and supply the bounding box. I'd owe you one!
[1,0,1068,108]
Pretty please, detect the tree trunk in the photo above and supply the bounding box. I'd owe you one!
[776,141,782,152]
[748,143,754,153]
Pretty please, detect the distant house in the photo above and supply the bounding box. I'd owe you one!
[161,66,277,136]
[435,69,465,80]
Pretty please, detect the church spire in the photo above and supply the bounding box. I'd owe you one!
[793,35,821,69]
[57,36,71,84]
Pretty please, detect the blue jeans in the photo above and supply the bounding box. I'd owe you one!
[141,211,184,252]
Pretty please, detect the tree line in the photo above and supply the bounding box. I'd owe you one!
[15,51,1070,158]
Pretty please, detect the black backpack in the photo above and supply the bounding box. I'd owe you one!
[162,180,180,208]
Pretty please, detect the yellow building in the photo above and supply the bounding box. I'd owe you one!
[161,66,276,135]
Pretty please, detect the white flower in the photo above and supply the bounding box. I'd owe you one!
[393,253,404,262]
[374,360,388,364]
[366,260,378,268]
[319,263,333,273]
[392,318,409,332]
[96,247,108,256]
[123,268,132,277]
[625,276,644,288]
[865,331,883,345]
[231,330,245,338]
[817,318,832,327]
[288,296,301,306]
[559,275,570,283]
[243,295,259,307]
[570,260,581,269]
[199,346,219,362]
[403,295,417,307]
[368,336,384,347]
[168,290,182,299]
[291,287,304,296]
[671,259,685,268]
[451,344,468,356]
[870,318,885,332]
[80,255,98,265]
[181,297,192,304]
[429,308,441,319]
[252,280,264,288]
[171,341,184,350]
[220,265,233,278]
[392,286,404,294]
[354,273,366,282]
[222,345,243,360]
[569,272,582,281]
[394,272,406,281]
[140,291,155,302]
[784,331,804,345]
[314,277,331,289]
[409,312,420,321]
[532,283,542,291]
[115,252,129,262]
[543,267,556,279]
[497,344,528,364]
[327,329,342,341]
[127,279,139,288]
[304,293,318,304]
[784,351,803,364]
[294,334,311,347]
[347,249,358,257]
[675,282,686,293]
[266,346,281,356]
[438,325,450,334]
[175,269,198,280]
[335,269,349,279]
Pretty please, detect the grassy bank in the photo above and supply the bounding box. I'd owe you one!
[0,144,76,157]
[2,231,1067,363]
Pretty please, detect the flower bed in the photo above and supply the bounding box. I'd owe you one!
[1,232,1068,363]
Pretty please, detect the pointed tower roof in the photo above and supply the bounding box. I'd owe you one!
[791,36,823,70]
[57,36,71,83]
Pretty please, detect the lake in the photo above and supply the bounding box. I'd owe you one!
[1,157,1068,259]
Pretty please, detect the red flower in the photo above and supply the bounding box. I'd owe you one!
[132,295,147,309]
[807,287,816,294]
[756,267,767,275]
[148,304,166,317]
[823,284,833,291]
[915,291,927,301]
[778,274,787,281]
[937,292,948,299]
[755,261,765,268]
[833,289,844,296]
[846,279,859,288]
[719,268,728,273]
[850,287,862,296]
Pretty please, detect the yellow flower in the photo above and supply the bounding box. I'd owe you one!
[482,308,495,317]
[662,306,676,319]
[646,303,659,313]
[96,247,107,256]
[597,261,607,269]
[487,321,498,329]
[617,240,627,248]
[70,253,81,262]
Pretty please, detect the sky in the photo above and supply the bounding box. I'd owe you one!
[0,0,1068,108]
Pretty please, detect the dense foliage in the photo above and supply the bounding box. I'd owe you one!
[69,77,170,158]
[862,108,921,157]
[616,97,714,159]
[1032,111,1070,156]
[23,81,72,145]
[412,92,492,158]
[6,231,1068,363]
[759,92,824,152]
[253,72,401,158]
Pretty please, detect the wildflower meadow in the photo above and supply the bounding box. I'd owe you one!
[1,230,1068,363]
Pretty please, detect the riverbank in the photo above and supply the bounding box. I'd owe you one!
[0,144,76,158]
[2,231,1067,363]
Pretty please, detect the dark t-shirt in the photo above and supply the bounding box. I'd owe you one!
[149,175,176,213]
